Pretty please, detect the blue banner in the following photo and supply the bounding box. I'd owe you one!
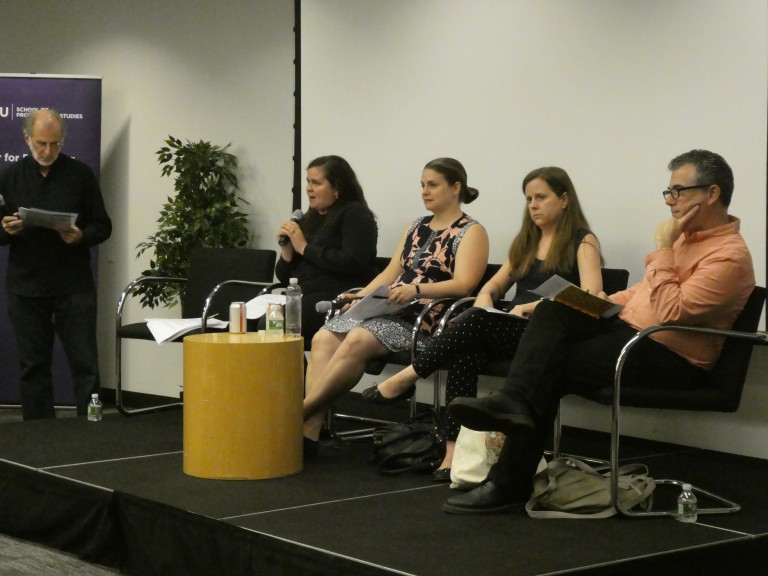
[0,74,102,406]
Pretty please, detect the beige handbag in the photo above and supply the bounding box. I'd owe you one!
[450,426,546,490]
[525,457,655,519]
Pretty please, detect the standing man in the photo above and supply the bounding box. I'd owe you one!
[0,109,112,419]
[444,149,754,514]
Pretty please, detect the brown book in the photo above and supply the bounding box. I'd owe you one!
[530,275,622,319]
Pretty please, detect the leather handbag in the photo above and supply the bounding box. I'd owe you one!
[525,457,655,519]
[371,410,445,475]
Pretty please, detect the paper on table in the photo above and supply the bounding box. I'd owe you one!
[342,285,411,321]
[530,275,622,319]
[245,293,286,319]
[146,317,228,344]
[19,206,78,230]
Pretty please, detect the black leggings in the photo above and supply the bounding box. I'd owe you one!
[412,307,528,440]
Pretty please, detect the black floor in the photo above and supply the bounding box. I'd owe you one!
[0,402,767,576]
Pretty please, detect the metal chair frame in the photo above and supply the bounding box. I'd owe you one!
[115,248,278,416]
[607,321,768,517]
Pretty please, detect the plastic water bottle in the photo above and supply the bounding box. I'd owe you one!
[266,303,284,337]
[285,277,302,337]
[676,483,698,523]
[87,393,103,422]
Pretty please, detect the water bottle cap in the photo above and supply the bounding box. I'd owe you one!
[289,277,298,284]
[91,393,99,399]
[682,483,692,491]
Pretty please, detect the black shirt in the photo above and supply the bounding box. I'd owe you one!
[0,154,112,297]
[275,202,378,296]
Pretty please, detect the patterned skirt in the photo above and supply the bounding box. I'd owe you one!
[323,313,428,353]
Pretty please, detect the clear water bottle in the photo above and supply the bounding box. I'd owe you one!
[285,277,302,337]
[87,393,103,422]
[266,303,284,337]
[676,483,698,523]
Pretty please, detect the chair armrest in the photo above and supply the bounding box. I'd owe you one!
[614,324,768,402]
[409,297,460,363]
[116,275,187,328]
[324,287,365,322]
[201,280,284,330]
[433,298,514,338]
[610,323,768,511]
[434,297,476,337]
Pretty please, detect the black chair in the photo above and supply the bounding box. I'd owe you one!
[326,262,503,440]
[115,247,278,415]
[575,285,767,517]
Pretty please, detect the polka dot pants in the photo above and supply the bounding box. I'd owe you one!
[412,307,528,441]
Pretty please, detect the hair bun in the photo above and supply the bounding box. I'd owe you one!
[463,186,479,204]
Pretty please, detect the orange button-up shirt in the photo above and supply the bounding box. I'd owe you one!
[610,217,754,370]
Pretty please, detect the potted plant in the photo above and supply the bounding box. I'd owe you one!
[133,136,250,309]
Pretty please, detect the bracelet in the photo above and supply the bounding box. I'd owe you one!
[415,284,421,295]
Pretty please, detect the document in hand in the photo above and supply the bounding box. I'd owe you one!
[146,317,228,344]
[19,207,78,230]
[342,285,411,321]
[530,275,622,319]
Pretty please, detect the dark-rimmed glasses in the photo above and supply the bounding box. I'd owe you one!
[662,184,711,200]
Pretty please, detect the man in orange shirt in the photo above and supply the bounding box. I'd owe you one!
[445,149,755,514]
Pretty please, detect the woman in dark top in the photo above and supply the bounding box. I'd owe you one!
[362,166,604,479]
[275,155,378,344]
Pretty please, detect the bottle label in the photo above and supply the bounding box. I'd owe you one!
[87,404,102,421]
[679,502,696,515]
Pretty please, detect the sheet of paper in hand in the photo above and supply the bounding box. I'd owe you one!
[530,275,622,319]
[19,207,78,230]
[342,285,411,321]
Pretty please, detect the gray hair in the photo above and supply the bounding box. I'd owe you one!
[22,109,67,141]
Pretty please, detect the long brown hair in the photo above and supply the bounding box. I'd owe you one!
[507,166,600,281]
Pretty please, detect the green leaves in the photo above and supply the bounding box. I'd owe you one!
[133,135,251,309]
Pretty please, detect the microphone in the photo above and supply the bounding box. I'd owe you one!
[278,209,304,246]
[315,298,349,314]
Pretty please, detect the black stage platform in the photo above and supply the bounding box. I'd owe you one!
[1,405,767,576]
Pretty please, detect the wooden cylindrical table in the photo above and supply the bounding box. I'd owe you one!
[183,332,304,480]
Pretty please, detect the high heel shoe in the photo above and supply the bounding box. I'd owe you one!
[361,384,415,405]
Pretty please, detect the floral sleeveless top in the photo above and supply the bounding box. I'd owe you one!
[390,213,479,336]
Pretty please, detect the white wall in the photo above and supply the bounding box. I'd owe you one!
[301,0,768,458]
[0,1,296,396]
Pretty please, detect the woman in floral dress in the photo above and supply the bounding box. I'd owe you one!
[302,158,489,455]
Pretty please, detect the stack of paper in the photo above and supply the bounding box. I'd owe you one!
[342,285,410,321]
[19,206,77,229]
[146,318,228,344]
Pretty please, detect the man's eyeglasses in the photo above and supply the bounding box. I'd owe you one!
[662,184,711,200]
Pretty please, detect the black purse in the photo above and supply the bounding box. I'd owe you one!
[371,410,445,475]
